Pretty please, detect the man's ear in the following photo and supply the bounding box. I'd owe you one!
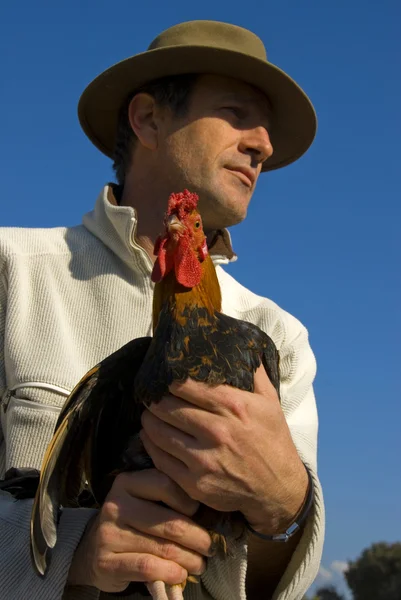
[128,93,160,151]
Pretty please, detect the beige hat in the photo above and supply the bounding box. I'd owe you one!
[78,20,317,171]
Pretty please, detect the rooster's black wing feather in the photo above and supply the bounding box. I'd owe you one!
[31,336,151,576]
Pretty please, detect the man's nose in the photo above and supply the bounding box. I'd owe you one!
[239,127,273,165]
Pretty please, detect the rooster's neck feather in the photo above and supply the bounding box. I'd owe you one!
[152,254,222,332]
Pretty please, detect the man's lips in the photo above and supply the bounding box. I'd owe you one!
[225,166,255,188]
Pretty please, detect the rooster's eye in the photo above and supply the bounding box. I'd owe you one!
[194,221,200,229]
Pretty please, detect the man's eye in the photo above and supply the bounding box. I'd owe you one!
[222,106,244,119]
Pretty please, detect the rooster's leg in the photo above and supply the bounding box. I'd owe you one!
[146,581,170,600]
[166,584,185,600]
[146,581,185,600]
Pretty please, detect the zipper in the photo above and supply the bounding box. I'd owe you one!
[129,216,154,274]
[0,382,71,414]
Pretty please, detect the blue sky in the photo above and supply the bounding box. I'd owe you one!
[1,1,400,596]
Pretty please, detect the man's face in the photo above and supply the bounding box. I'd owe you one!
[156,74,273,231]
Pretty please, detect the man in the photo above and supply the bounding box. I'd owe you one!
[0,20,324,600]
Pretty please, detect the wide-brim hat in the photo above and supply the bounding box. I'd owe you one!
[78,20,316,172]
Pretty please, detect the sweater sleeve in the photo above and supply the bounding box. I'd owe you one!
[0,260,6,458]
[0,258,100,600]
[271,319,325,600]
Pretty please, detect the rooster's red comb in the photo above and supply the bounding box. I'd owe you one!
[167,190,199,220]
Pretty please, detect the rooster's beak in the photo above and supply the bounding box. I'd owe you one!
[167,214,185,234]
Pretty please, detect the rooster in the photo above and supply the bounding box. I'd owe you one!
[30,190,280,600]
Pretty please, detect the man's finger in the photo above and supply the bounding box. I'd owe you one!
[118,494,212,556]
[100,525,206,575]
[146,394,216,436]
[140,431,190,492]
[253,364,279,400]
[105,552,187,586]
[141,411,199,468]
[168,379,226,412]
[113,469,199,517]
[169,378,247,415]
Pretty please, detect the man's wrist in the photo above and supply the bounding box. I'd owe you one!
[244,462,311,537]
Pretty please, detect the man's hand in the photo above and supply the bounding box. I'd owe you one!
[67,469,212,593]
[140,366,308,535]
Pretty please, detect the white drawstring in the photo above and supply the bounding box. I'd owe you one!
[1,382,71,413]
[6,382,71,397]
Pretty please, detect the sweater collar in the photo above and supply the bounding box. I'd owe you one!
[82,184,237,269]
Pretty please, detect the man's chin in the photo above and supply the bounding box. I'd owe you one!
[195,184,250,229]
[219,196,250,228]
[203,208,247,231]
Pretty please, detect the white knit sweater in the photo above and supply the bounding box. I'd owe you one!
[0,185,324,600]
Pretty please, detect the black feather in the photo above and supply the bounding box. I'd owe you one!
[134,303,280,405]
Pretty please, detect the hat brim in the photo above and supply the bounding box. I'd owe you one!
[78,45,317,172]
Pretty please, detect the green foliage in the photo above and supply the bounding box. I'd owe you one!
[313,584,345,600]
[345,542,401,600]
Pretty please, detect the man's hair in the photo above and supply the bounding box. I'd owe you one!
[112,74,199,186]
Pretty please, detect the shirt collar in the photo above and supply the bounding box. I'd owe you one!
[82,184,237,269]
